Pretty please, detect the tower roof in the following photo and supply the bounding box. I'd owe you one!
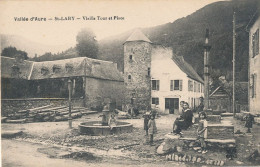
[124,29,152,43]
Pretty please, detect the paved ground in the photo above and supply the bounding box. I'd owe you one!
[2,113,260,166]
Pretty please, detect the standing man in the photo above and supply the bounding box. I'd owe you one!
[143,111,150,136]
[245,113,254,133]
[196,97,204,114]
[148,115,157,145]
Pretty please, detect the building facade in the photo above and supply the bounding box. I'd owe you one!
[124,30,204,114]
[1,56,124,110]
[248,11,260,115]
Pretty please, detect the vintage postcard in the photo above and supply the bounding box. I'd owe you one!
[1,0,260,166]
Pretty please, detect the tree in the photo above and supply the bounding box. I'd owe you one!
[1,46,29,60]
[76,28,98,59]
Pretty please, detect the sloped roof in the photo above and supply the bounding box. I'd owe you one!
[246,10,259,31]
[30,57,123,81]
[1,56,123,82]
[85,58,123,81]
[1,56,33,79]
[29,57,86,80]
[172,55,204,83]
[210,86,230,98]
[125,29,152,43]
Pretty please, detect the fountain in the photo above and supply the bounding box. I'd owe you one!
[79,103,133,136]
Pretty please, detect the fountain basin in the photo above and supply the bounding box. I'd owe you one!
[79,121,133,136]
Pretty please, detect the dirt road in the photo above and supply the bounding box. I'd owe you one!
[2,139,183,167]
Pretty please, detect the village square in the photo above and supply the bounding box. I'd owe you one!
[1,0,260,167]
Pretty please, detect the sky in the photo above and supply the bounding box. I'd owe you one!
[0,0,223,51]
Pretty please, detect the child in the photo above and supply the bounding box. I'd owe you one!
[148,115,157,145]
[108,113,117,130]
[143,112,150,136]
[245,113,254,133]
[197,112,207,154]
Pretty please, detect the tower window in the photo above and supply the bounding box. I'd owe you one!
[147,68,150,76]
[128,75,131,80]
[129,55,132,60]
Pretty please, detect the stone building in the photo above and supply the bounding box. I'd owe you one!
[123,30,204,114]
[1,56,124,114]
[247,10,260,115]
[123,30,152,110]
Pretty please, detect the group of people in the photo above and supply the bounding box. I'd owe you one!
[143,100,208,153]
[172,100,208,153]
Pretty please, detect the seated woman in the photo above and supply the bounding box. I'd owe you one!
[172,116,184,134]
[182,102,193,129]
[172,102,193,134]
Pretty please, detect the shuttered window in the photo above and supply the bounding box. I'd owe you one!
[152,98,159,105]
[188,80,194,92]
[253,29,259,58]
[152,80,160,90]
[170,80,182,91]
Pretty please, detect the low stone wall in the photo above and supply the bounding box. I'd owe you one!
[1,98,84,116]
[207,124,234,140]
[207,115,221,123]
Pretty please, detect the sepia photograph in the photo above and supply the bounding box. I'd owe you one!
[0,0,260,166]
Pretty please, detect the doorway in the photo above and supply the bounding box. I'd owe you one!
[165,98,179,114]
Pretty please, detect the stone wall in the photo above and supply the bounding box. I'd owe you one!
[85,77,124,110]
[1,98,84,116]
[207,124,234,140]
[123,41,152,110]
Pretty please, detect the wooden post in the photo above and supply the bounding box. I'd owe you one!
[68,79,72,128]
[233,12,236,117]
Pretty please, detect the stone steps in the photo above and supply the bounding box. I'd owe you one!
[221,113,234,117]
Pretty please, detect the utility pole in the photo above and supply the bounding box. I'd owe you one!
[204,29,211,110]
[68,79,72,128]
[233,12,236,117]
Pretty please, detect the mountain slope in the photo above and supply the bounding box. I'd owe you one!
[1,34,70,58]
[98,0,258,81]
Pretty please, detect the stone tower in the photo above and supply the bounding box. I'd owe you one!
[123,30,152,110]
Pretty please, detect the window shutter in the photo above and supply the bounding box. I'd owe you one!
[157,80,160,90]
[180,80,183,91]
[254,74,257,98]
[170,80,173,91]
[256,29,259,55]
[251,75,254,98]
[253,34,255,57]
